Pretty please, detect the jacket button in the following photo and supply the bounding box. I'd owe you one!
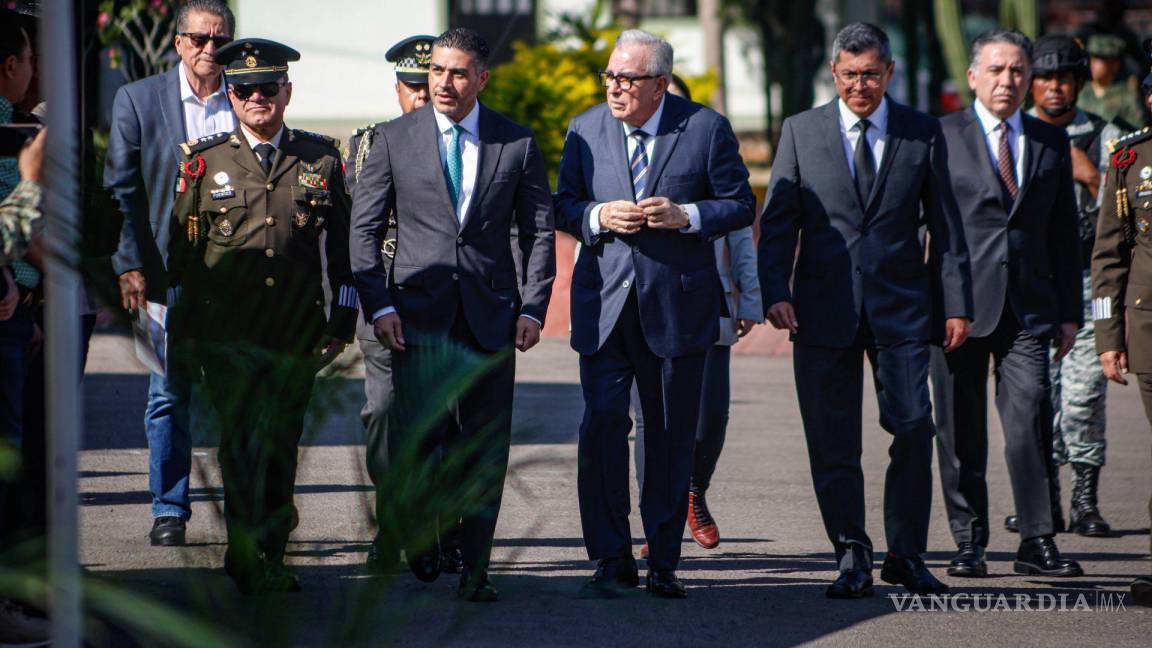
[1000,260,1008,267]
[266,183,274,191]
[1138,298,1143,305]
[631,245,639,253]
[219,207,227,213]
[457,236,464,245]
[265,277,275,287]
[622,279,631,288]
[452,273,459,281]
[854,268,861,275]
[265,217,275,225]
[265,249,274,257]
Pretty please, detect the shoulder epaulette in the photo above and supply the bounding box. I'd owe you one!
[1110,126,1152,153]
[178,131,231,156]
[351,122,381,138]
[290,128,340,151]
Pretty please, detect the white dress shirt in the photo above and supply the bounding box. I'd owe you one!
[973,99,1026,188]
[178,62,235,140]
[240,124,284,159]
[837,97,889,179]
[434,102,481,223]
[588,96,701,235]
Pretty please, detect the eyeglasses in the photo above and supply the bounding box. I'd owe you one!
[599,71,658,90]
[179,32,233,49]
[835,70,885,87]
[230,81,286,100]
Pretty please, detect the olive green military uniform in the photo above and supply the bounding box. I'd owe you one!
[168,126,357,574]
[1091,126,1152,569]
[1080,83,1147,132]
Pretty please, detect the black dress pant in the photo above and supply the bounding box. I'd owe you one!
[383,314,514,575]
[1135,373,1152,568]
[931,303,1055,546]
[794,317,935,571]
[202,346,316,567]
[577,290,707,572]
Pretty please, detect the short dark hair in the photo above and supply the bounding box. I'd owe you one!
[832,22,892,63]
[0,18,30,66]
[434,28,490,71]
[969,29,1032,70]
[177,0,236,36]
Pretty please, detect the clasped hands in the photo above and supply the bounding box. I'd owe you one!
[599,197,688,234]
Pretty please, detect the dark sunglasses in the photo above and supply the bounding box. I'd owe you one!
[179,32,233,48]
[230,81,286,100]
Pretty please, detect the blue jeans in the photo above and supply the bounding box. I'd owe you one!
[146,370,192,520]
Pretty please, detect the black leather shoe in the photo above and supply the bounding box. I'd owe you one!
[458,571,499,602]
[947,542,988,578]
[645,570,687,599]
[263,561,302,593]
[881,555,949,594]
[149,516,186,546]
[825,569,873,599]
[1131,576,1152,607]
[441,545,465,575]
[577,557,639,599]
[1004,515,1019,533]
[1013,536,1083,577]
[407,545,442,583]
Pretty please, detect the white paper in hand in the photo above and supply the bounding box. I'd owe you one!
[133,301,168,376]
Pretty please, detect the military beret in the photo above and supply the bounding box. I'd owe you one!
[1086,34,1125,59]
[386,35,435,85]
[214,38,301,84]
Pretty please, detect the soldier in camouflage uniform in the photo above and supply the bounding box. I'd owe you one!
[342,35,443,575]
[167,38,358,594]
[1091,61,1152,605]
[0,131,41,265]
[1012,35,1123,538]
[1080,35,1146,131]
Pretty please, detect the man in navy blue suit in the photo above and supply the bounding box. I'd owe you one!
[104,0,236,546]
[555,29,755,599]
[759,23,972,598]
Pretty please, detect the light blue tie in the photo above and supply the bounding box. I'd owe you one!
[444,124,464,211]
[629,130,650,202]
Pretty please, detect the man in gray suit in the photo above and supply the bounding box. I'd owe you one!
[759,23,972,598]
[104,0,235,546]
[350,28,555,602]
[932,30,1084,579]
[556,30,756,599]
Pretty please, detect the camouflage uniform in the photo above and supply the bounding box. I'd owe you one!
[0,179,40,264]
[1034,108,1123,468]
[1080,82,1147,131]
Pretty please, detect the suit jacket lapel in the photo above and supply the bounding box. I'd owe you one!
[268,127,300,185]
[1010,117,1044,218]
[600,107,633,200]
[959,107,1008,210]
[228,127,266,179]
[160,68,186,164]
[408,105,459,224]
[461,105,504,230]
[645,95,685,193]
[865,100,903,214]
[818,100,865,216]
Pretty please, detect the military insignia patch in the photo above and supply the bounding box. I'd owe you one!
[214,171,230,185]
[1141,166,1152,180]
[245,55,258,68]
[218,219,234,237]
[294,212,310,228]
[211,186,236,200]
[1139,218,1151,235]
[298,162,328,190]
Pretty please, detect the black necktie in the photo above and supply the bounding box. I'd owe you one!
[853,119,876,205]
[254,142,276,175]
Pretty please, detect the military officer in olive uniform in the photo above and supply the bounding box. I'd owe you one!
[167,38,358,594]
[342,35,445,575]
[1091,85,1152,606]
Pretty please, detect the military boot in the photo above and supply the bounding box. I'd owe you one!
[1069,463,1111,537]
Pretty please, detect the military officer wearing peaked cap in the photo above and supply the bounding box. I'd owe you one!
[167,37,358,594]
[1091,54,1152,607]
[340,34,443,577]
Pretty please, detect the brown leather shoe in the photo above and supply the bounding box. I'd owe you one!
[688,491,719,549]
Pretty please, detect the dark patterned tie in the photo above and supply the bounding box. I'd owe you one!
[998,121,1018,200]
[254,142,275,176]
[853,118,876,205]
[629,130,650,202]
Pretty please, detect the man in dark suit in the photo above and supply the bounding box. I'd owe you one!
[759,23,972,598]
[555,29,755,599]
[350,28,555,602]
[932,29,1084,579]
[104,0,236,546]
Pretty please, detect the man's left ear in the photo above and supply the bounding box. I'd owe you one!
[478,69,490,92]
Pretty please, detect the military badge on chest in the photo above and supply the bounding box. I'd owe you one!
[295,162,329,229]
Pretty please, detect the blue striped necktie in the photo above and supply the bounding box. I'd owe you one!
[629,129,650,202]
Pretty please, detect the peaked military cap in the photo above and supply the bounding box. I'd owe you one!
[386,35,435,84]
[214,38,301,84]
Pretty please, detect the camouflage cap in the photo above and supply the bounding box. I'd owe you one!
[1086,34,1125,59]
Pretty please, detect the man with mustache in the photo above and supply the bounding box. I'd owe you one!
[932,30,1084,580]
[166,38,357,593]
[999,34,1123,540]
[105,0,237,547]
